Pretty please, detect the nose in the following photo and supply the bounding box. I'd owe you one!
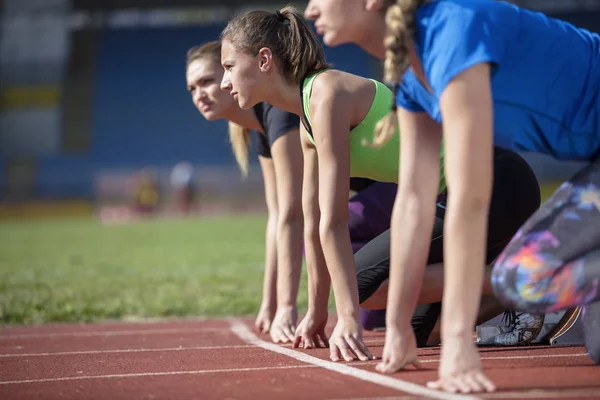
[192,88,206,105]
[221,72,232,91]
[192,88,202,104]
[304,1,318,19]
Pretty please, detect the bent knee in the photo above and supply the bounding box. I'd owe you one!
[491,261,551,314]
[356,264,389,305]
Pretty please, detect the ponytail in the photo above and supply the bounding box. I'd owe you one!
[221,6,331,85]
[228,122,252,177]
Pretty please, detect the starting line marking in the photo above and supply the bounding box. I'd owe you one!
[230,319,474,400]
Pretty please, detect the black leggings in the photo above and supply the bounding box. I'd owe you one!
[355,148,541,346]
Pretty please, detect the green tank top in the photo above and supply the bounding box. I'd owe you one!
[301,70,446,193]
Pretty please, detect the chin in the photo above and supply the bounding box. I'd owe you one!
[200,110,221,121]
[237,97,258,110]
[323,32,346,47]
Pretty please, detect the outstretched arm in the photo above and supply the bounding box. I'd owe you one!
[376,100,443,374]
[386,109,442,332]
[437,63,493,341]
[294,124,331,350]
[256,156,279,333]
[310,83,372,362]
[425,61,496,394]
[268,128,304,343]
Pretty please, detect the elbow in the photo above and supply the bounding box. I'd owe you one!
[392,191,429,223]
[267,209,279,228]
[304,213,320,244]
[318,214,347,245]
[277,203,304,229]
[448,187,491,217]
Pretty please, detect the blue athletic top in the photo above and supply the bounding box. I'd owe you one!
[396,0,600,161]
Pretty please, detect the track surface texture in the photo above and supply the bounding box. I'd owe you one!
[1,317,599,399]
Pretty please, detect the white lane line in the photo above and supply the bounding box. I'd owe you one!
[0,345,254,358]
[0,327,228,340]
[481,389,600,399]
[421,353,590,363]
[0,342,588,363]
[229,319,474,400]
[0,364,318,385]
[335,387,600,400]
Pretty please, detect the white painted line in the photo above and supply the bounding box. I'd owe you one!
[229,319,474,400]
[481,389,600,399]
[0,327,228,340]
[420,353,590,363]
[0,364,318,385]
[336,387,600,400]
[0,345,254,358]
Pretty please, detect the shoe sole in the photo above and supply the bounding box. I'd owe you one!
[545,307,582,345]
[514,314,546,346]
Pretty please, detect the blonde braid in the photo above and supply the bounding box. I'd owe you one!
[367,0,424,148]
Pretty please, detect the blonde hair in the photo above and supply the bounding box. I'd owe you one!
[370,0,424,148]
[220,6,331,84]
[227,122,252,177]
[186,41,252,177]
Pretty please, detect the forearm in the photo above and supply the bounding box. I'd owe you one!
[386,194,437,329]
[319,220,359,319]
[262,214,279,307]
[276,213,304,307]
[441,193,489,339]
[304,219,331,312]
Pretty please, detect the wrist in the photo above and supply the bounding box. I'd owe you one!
[385,310,415,333]
[261,296,277,309]
[441,326,474,343]
[335,304,359,321]
[307,303,329,316]
[276,303,297,311]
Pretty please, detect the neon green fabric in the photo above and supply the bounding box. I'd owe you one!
[302,71,446,193]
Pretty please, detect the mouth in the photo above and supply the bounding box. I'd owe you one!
[315,24,325,35]
[231,92,239,101]
[200,103,212,112]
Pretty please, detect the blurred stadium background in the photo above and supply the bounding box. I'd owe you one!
[0,0,599,325]
[1,0,599,218]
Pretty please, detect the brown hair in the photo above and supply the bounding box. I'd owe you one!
[186,41,221,69]
[220,6,331,84]
[370,0,425,148]
[186,41,252,177]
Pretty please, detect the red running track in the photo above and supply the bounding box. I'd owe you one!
[1,317,599,400]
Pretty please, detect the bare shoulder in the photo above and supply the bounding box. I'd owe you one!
[309,70,374,127]
[309,70,367,111]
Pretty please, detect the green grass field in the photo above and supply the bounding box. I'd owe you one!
[0,182,560,326]
[0,214,316,326]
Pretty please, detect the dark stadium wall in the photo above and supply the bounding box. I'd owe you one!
[89,24,378,167]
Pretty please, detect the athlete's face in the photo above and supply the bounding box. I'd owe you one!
[221,40,267,110]
[186,58,236,121]
[305,0,381,46]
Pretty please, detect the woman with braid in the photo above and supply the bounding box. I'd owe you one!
[186,40,400,340]
[365,0,599,393]
[219,6,542,359]
[304,0,547,347]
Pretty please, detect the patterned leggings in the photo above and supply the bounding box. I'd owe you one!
[492,157,600,314]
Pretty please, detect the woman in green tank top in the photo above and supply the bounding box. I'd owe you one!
[300,69,446,190]
[220,6,448,362]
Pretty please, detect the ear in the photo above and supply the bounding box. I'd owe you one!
[365,0,386,12]
[257,47,274,73]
